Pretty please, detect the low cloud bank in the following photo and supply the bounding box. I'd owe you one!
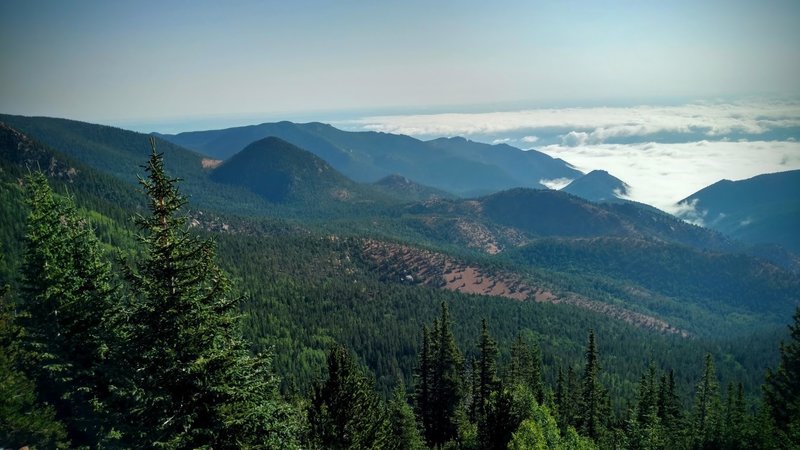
[537,140,800,213]
[341,99,800,212]
[344,99,800,147]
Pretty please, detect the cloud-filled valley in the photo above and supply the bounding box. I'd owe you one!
[340,99,800,212]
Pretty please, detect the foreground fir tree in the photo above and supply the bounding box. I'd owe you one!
[18,173,115,446]
[0,277,68,448]
[308,344,387,449]
[117,140,298,448]
[764,306,800,446]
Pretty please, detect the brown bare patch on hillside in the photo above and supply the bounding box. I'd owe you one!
[362,239,687,336]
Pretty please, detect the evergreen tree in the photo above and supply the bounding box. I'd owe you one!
[510,333,544,404]
[764,306,800,446]
[486,382,516,450]
[722,381,748,450]
[626,365,666,450]
[560,365,581,431]
[509,333,531,388]
[657,369,684,446]
[579,330,607,440]
[474,318,499,448]
[528,339,545,405]
[385,381,424,450]
[426,301,464,447]
[555,366,565,421]
[18,172,115,446]
[0,279,68,448]
[691,353,721,449]
[116,141,298,448]
[308,345,387,450]
[467,356,479,422]
[414,325,434,444]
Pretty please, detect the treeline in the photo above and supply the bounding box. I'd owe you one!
[2,148,799,448]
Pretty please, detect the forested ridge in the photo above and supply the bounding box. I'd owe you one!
[0,119,799,448]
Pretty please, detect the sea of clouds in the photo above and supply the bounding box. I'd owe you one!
[340,99,800,213]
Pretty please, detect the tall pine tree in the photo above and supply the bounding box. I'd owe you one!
[473,318,499,448]
[579,330,607,440]
[116,140,298,448]
[417,301,464,447]
[18,172,115,446]
[509,333,544,404]
[414,325,434,444]
[308,344,387,449]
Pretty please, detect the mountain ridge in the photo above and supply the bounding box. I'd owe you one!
[157,121,582,196]
[561,169,630,202]
[677,169,800,252]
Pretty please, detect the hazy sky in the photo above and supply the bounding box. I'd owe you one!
[2,0,799,125]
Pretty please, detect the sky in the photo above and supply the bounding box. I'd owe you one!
[1,0,799,211]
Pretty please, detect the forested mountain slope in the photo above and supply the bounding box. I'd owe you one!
[210,136,391,208]
[159,121,582,196]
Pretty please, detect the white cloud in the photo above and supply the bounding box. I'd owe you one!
[561,131,590,147]
[537,140,800,213]
[540,177,575,190]
[521,135,539,143]
[341,99,800,143]
[491,137,512,145]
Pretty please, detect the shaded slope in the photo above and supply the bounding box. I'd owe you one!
[407,188,733,253]
[676,170,800,252]
[0,114,280,216]
[210,136,383,207]
[0,122,144,283]
[507,236,800,334]
[425,136,582,189]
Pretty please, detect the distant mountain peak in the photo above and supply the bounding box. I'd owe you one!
[561,169,630,202]
[210,136,355,204]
